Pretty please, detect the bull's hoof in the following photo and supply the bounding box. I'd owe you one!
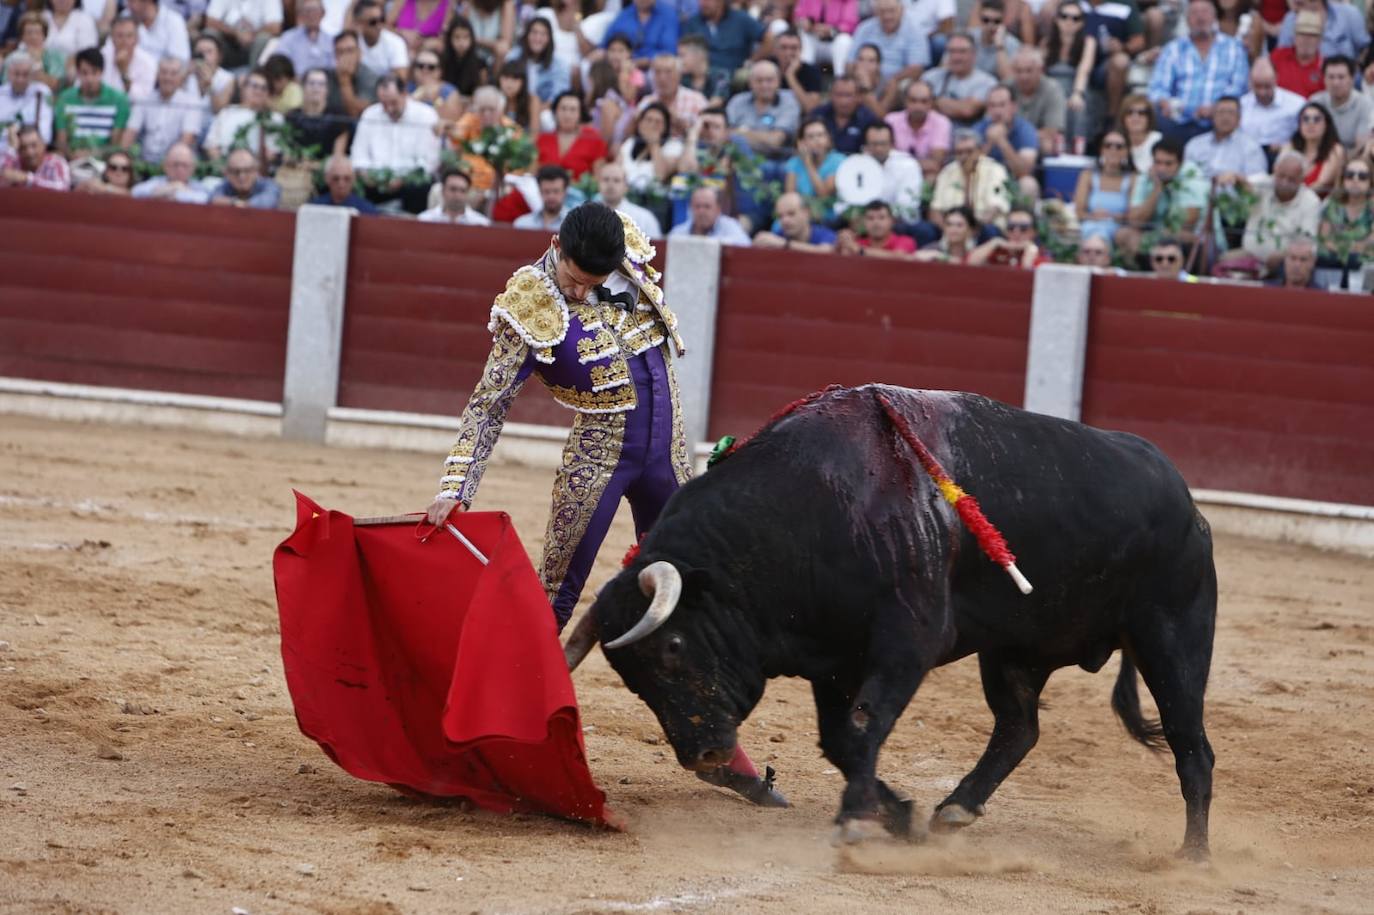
[930,802,984,833]
[831,817,888,846]
[880,798,927,843]
[1176,842,1210,864]
[696,765,790,808]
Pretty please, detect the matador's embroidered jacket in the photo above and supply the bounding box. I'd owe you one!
[435,217,687,507]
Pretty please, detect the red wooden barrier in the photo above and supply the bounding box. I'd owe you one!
[708,250,1034,440]
[1082,275,1374,505]
[0,189,294,402]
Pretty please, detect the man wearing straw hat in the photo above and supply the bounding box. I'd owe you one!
[425,202,789,808]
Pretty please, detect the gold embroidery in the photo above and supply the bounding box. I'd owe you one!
[576,330,618,363]
[540,411,627,606]
[490,266,568,348]
[665,347,693,487]
[546,381,638,413]
[437,321,531,503]
[618,211,656,265]
[589,362,630,392]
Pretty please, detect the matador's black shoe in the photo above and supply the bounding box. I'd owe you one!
[696,765,790,808]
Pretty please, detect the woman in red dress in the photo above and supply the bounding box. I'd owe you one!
[536,91,609,179]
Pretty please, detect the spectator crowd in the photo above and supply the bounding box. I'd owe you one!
[2,0,1372,289]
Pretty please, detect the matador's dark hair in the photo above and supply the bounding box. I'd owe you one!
[559,203,626,276]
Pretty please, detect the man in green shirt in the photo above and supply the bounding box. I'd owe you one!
[54,47,131,157]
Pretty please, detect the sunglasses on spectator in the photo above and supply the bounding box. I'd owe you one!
[1007,221,1034,232]
[981,14,1002,23]
[1345,169,1371,180]
[1300,113,1325,123]
[106,162,131,172]
[362,17,381,25]
[415,60,439,69]
[1152,253,1180,264]
[1058,11,1084,21]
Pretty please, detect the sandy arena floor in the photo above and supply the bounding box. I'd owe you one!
[1,413,1372,914]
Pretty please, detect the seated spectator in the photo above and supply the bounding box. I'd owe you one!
[190,34,237,120]
[387,0,453,54]
[605,34,649,104]
[930,127,1011,232]
[794,0,857,72]
[440,16,488,97]
[0,124,70,189]
[277,0,335,78]
[914,204,977,262]
[103,14,157,100]
[55,48,132,157]
[1241,57,1306,157]
[1272,10,1326,98]
[727,59,802,159]
[849,42,894,115]
[263,54,302,114]
[619,101,680,190]
[603,0,679,66]
[1076,232,1114,267]
[1283,100,1345,193]
[354,0,408,80]
[351,73,440,212]
[44,0,99,62]
[1311,56,1373,155]
[669,183,752,244]
[753,189,837,251]
[466,0,517,65]
[328,30,379,118]
[596,159,662,237]
[1318,156,1373,270]
[1234,151,1322,274]
[1115,92,1165,175]
[1040,4,1094,150]
[0,52,54,150]
[131,141,210,202]
[1146,236,1194,280]
[211,147,281,207]
[922,32,997,128]
[288,68,352,158]
[1082,0,1140,119]
[1074,127,1134,242]
[586,59,633,148]
[812,76,879,155]
[678,34,732,105]
[772,28,823,114]
[886,78,951,180]
[837,200,917,258]
[307,154,380,212]
[971,0,1020,79]
[970,0,1036,46]
[1275,0,1370,60]
[408,47,461,122]
[641,55,708,140]
[534,0,582,73]
[497,59,540,133]
[129,57,200,164]
[783,116,845,200]
[540,90,609,179]
[509,16,572,108]
[849,0,930,87]
[1010,47,1067,159]
[128,0,191,63]
[513,163,571,230]
[203,0,283,70]
[1265,235,1321,287]
[860,121,923,222]
[449,85,516,193]
[8,12,64,91]
[677,104,763,226]
[1147,0,1249,143]
[681,0,765,76]
[1183,95,1268,183]
[968,205,1046,267]
[1214,0,1263,59]
[418,165,492,224]
[976,83,1039,197]
[204,68,285,161]
[1116,135,1207,262]
[76,148,136,194]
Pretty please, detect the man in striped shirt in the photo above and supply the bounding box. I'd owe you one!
[1146,0,1249,143]
[54,47,132,156]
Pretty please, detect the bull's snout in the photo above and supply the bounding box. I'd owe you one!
[693,747,733,770]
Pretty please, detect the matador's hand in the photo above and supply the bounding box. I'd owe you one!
[425,498,465,526]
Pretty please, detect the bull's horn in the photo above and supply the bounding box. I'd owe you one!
[603,561,681,650]
[563,610,600,672]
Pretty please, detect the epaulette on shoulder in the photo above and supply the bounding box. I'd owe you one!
[617,211,657,267]
[488,265,569,349]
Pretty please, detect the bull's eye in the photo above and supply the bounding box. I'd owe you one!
[662,634,684,671]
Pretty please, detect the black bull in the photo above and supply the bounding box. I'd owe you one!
[565,385,1217,858]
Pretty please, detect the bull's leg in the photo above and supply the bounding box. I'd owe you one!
[813,662,927,841]
[933,654,1049,832]
[1128,633,1215,861]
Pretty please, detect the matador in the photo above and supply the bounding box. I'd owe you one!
[424,203,787,808]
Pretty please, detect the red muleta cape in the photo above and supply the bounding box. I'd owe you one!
[273,492,615,827]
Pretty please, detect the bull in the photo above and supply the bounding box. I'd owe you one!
[564,384,1217,859]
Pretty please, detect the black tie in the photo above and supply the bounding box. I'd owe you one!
[594,286,637,310]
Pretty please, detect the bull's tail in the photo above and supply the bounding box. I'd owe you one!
[1111,654,1168,752]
